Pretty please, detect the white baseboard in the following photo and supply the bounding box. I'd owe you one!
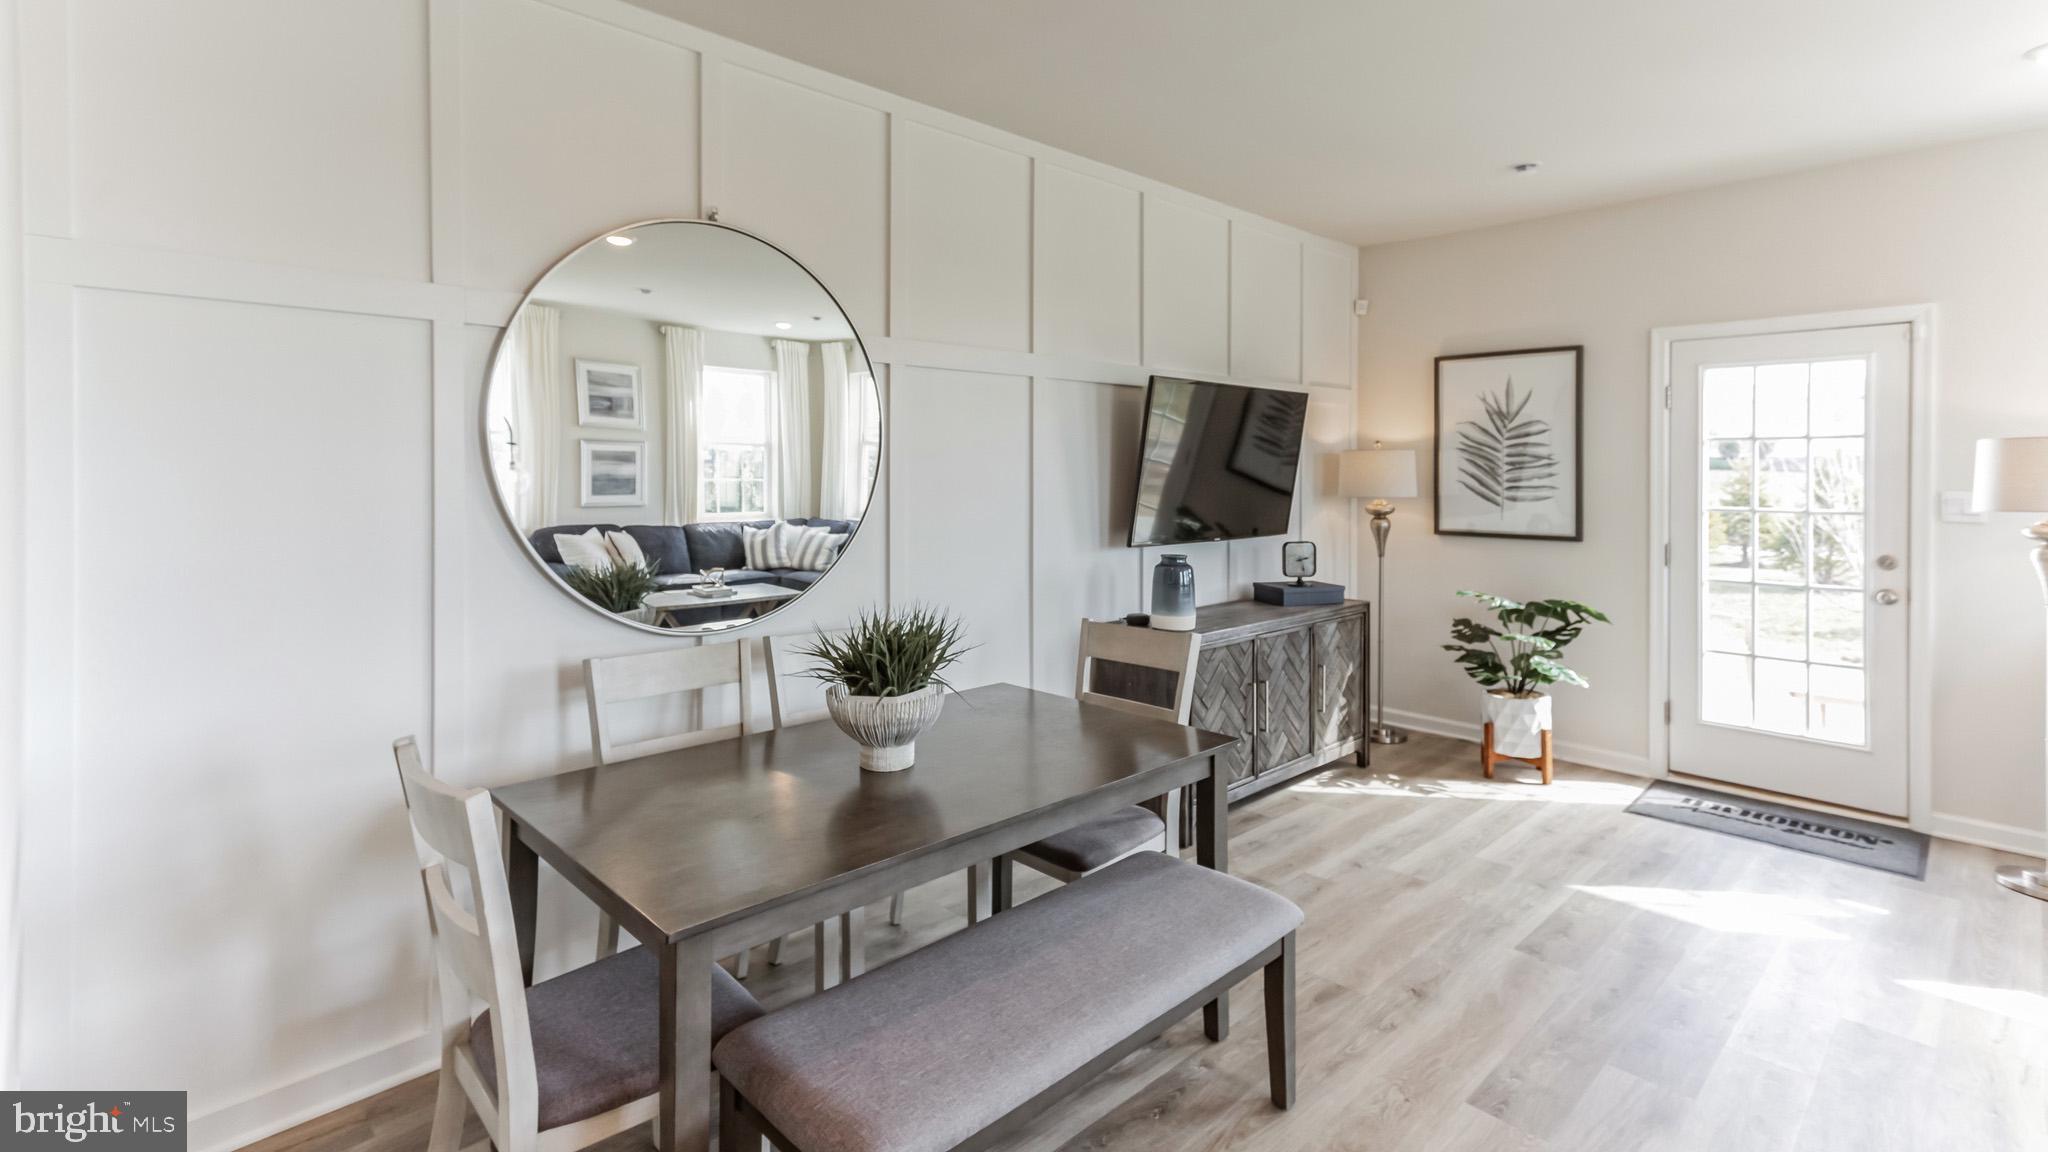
[1378,707,1656,778]
[192,1030,436,1152]
[1927,812,2048,859]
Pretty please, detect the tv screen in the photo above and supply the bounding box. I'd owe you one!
[1128,375,1308,547]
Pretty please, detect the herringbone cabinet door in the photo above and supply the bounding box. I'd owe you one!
[1312,615,1366,749]
[1190,640,1256,783]
[1256,630,1311,771]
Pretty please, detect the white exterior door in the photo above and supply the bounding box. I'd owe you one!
[1667,324,1911,815]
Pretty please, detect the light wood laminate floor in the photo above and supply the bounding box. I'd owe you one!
[256,735,2048,1152]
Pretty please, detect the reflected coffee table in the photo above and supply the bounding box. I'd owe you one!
[645,583,801,628]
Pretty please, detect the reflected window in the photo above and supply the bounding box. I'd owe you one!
[699,366,772,518]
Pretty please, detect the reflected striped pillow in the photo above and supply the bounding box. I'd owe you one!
[788,526,845,572]
[744,523,843,571]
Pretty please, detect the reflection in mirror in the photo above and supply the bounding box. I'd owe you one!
[484,220,880,634]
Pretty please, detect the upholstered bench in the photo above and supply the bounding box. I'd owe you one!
[711,851,1302,1152]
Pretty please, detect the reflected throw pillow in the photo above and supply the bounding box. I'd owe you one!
[554,528,615,573]
[605,530,648,570]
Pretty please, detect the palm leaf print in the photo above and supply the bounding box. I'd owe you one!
[1455,377,1558,514]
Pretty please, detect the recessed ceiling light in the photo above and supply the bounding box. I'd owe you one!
[774,321,793,330]
[604,235,634,247]
[1511,161,1542,173]
[2026,42,2048,65]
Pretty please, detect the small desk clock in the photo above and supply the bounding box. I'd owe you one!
[1255,541,1343,606]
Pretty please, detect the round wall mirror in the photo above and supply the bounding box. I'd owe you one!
[484,219,880,634]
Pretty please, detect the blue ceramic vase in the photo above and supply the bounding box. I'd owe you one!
[1151,554,1196,631]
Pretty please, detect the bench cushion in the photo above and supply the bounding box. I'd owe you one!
[472,947,764,1132]
[712,852,1300,1152]
[1017,806,1165,873]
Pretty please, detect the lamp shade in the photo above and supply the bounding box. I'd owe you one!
[1971,437,2048,513]
[1336,448,1418,500]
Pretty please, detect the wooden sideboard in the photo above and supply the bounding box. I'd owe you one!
[1097,599,1370,807]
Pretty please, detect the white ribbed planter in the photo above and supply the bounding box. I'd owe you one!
[825,684,947,772]
[1482,690,1551,759]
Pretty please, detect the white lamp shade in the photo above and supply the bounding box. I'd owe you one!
[1970,437,2048,513]
[1336,448,1418,500]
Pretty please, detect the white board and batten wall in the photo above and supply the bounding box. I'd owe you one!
[10,0,1359,1146]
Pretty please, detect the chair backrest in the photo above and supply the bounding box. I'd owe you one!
[391,737,538,1132]
[583,641,755,763]
[763,630,847,729]
[1074,618,1201,724]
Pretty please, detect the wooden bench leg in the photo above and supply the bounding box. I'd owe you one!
[967,863,991,924]
[887,892,906,926]
[1264,932,1296,1109]
[1204,992,1230,1042]
[991,854,1013,914]
[1539,728,1554,786]
[1481,722,1496,779]
[719,1079,762,1152]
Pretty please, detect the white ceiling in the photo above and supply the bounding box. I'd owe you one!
[631,0,2048,246]
[533,220,856,340]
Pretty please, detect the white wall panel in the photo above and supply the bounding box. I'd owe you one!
[461,0,699,291]
[1228,534,1291,601]
[891,367,1030,687]
[68,290,432,1099]
[1033,166,1140,364]
[712,66,888,338]
[70,0,429,279]
[1229,221,1302,384]
[1032,378,1143,692]
[1302,390,1358,595]
[892,122,1030,350]
[1142,196,1229,376]
[1303,246,1354,387]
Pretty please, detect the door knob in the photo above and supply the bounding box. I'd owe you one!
[1873,589,1901,606]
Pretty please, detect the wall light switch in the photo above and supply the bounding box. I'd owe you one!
[1940,491,1986,524]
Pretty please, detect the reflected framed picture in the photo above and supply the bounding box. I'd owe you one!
[580,439,645,507]
[1434,345,1583,541]
[576,359,642,429]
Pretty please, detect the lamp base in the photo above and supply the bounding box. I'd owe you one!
[1369,724,1409,745]
[1995,864,2048,902]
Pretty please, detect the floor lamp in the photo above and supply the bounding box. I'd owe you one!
[1973,435,2048,901]
[1338,444,1419,745]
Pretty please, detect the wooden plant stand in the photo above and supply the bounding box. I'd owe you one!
[1481,722,1553,785]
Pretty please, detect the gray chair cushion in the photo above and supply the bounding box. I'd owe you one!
[712,853,1301,1152]
[1017,806,1165,873]
[472,948,764,1132]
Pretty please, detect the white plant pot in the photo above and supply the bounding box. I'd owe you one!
[824,684,947,772]
[1482,690,1551,759]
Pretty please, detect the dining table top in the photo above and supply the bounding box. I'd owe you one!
[491,682,1237,944]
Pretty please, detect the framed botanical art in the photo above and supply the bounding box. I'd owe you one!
[576,359,642,428]
[580,439,645,507]
[1434,345,1583,541]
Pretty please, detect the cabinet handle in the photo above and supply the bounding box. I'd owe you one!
[1261,679,1272,733]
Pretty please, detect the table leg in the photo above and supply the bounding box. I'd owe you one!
[812,907,866,993]
[504,827,540,987]
[657,936,715,1152]
[1196,751,1230,1040]
[967,863,993,924]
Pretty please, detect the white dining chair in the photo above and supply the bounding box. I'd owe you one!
[391,738,763,1152]
[1008,620,1200,884]
[584,642,757,975]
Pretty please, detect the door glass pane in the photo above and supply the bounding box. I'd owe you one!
[1756,585,1807,661]
[1809,665,1867,744]
[1753,658,1808,734]
[1756,513,1806,584]
[1756,439,1809,510]
[1708,512,1753,581]
[1705,440,1752,509]
[1707,582,1752,654]
[1694,356,1871,748]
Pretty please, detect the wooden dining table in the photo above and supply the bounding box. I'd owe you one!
[490,681,1239,1152]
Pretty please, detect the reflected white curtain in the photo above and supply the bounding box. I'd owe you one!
[663,324,704,525]
[771,338,812,518]
[818,342,865,520]
[508,303,560,532]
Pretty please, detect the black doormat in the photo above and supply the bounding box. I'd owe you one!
[1627,781,1929,879]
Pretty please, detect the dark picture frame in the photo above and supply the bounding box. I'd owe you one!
[1433,345,1584,541]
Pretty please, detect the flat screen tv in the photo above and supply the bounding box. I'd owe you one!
[1128,375,1308,547]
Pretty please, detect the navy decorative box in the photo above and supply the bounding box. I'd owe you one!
[1253,580,1343,607]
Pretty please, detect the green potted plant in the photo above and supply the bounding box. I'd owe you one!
[1442,591,1609,764]
[564,558,662,623]
[799,606,972,772]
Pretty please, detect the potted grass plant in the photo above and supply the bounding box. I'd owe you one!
[1442,591,1608,759]
[564,559,662,624]
[800,606,972,772]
